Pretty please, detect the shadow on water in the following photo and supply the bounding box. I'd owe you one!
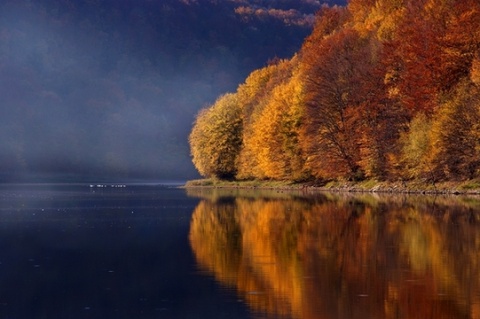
[188,188,480,319]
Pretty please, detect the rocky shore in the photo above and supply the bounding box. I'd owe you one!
[184,179,480,196]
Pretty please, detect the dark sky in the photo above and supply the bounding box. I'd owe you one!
[0,0,347,183]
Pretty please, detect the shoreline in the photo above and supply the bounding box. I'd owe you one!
[183,179,480,196]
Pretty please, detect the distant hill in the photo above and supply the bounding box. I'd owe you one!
[0,0,346,182]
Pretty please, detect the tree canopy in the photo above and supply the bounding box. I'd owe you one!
[189,0,480,183]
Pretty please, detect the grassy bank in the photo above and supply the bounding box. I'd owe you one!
[184,178,480,195]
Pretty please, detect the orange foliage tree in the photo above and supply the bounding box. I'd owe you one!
[381,0,443,116]
[236,59,296,179]
[246,58,308,180]
[301,28,380,180]
[438,0,480,91]
[188,0,480,183]
[383,0,480,116]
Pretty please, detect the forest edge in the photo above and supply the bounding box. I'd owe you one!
[184,179,480,195]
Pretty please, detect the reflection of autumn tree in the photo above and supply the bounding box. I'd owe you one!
[189,200,294,318]
[189,200,242,286]
[385,202,480,319]
[189,193,480,319]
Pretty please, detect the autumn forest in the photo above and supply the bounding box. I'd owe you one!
[189,0,480,184]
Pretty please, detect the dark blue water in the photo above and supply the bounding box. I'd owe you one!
[4,185,479,319]
[0,184,252,319]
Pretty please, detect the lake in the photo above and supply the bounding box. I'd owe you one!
[0,184,479,318]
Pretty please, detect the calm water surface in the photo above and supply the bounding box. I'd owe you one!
[187,188,480,319]
[0,184,250,318]
[0,184,479,318]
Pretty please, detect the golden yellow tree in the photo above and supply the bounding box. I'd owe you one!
[398,113,433,180]
[427,81,480,180]
[189,93,242,179]
[247,58,308,180]
[236,59,295,179]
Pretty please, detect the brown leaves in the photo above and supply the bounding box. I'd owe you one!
[189,0,480,182]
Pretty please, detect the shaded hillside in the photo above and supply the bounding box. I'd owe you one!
[0,0,345,182]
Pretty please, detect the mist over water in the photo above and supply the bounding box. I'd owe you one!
[0,0,346,182]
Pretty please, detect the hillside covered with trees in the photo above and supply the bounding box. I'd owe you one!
[190,0,480,184]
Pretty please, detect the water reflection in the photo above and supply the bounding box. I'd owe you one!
[188,189,480,319]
